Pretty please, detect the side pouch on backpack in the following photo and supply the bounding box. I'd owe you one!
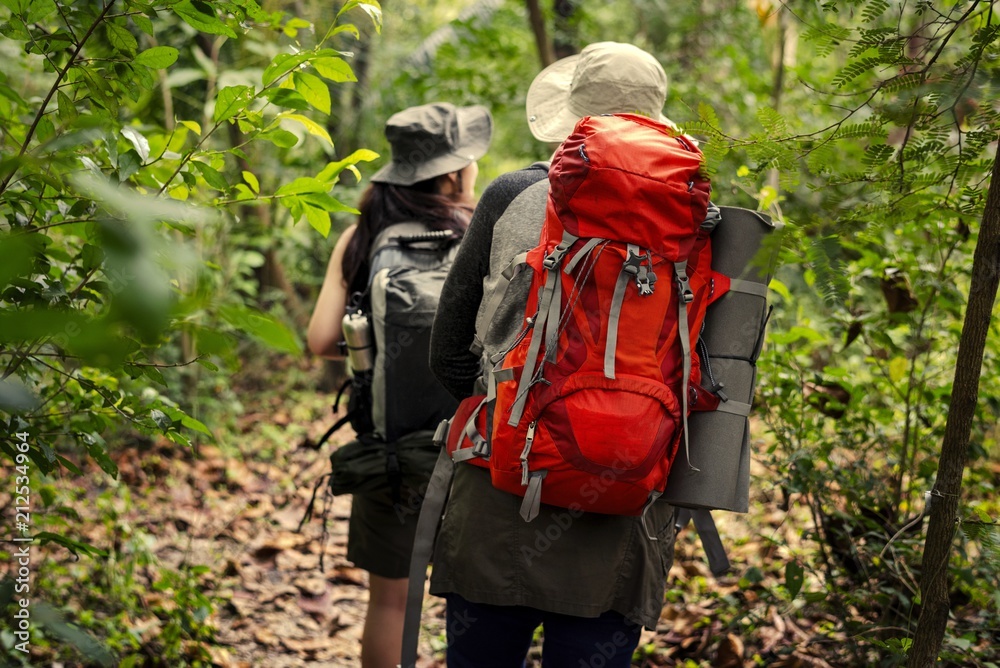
[443,394,490,469]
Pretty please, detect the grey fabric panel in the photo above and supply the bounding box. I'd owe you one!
[663,206,779,513]
[666,411,751,512]
[371,262,458,441]
[474,180,550,361]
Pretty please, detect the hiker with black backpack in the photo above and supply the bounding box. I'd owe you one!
[306,101,493,668]
[397,43,691,668]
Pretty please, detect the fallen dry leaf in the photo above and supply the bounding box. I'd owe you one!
[715,633,745,668]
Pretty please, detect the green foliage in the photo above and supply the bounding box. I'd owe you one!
[0,1,380,661]
[0,0,381,468]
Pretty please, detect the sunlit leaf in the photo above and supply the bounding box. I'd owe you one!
[281,113,333,148]
[243,170,259,194]
[178,119,202,135]
[219,305,301,354]
[259,128,299,148]
[263,51,313,87]
[293,71,331,114]
[106,22,138,53]
[213,85,254,123]
[303,203,331,237]
[172,0,237,38]
[275,177,328,196]
[313,57,356,83]
[134,45,179,69]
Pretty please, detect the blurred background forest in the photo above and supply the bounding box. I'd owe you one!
[1,0,999,666]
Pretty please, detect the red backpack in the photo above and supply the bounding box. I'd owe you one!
[448,113,729,524]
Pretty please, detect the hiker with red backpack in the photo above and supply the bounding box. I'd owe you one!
[307,102,493,668]
[406,43,701,667]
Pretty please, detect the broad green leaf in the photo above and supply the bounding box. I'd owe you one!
[213,85,254,123]
[313,57,357,83]
[283,17,311,38]
[196,357,220,372]
[337,0,382,33]
[178,119,202,135]
[219,305,301,354]
[282,113,333,148]
[132,13,154,36]
[262,51,313,87]
[330,23,360,40]
[300,192,360,215]
[233,183,256,201]
[275,177,328,196]
[172,0,238,38]
[768,277,792,302]
[316,148,379,182]
[134,46,179,69]
[25,0,56,22]
[121,126,149,162]
[191,161,229,191]
[83,432,118,478]
[785,561,804,600]
[263,87,310,111]
[33,532,107,558]
[56,90,77,124]
[303,204,331,237]
[0,0,28,13]
[293,71,331,114]
[242,170,259,194]
[106,22,138,53]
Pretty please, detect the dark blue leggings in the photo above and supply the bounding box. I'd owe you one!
[445,594,642,668]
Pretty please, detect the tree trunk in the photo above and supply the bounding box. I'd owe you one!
[908,148,1000,666]
[525,0,555,68]
[552,0,577,59]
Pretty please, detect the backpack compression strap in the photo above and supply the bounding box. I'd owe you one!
[674,260,700,472]
[674,507,731,576]
[506,232,576,428]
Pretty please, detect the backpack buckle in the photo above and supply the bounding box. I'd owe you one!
[674,262,694,304]
[543,242,572,270]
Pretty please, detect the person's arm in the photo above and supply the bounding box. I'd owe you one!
[307,225,357,358]
[430,171,541,399]
[429,197,493,399]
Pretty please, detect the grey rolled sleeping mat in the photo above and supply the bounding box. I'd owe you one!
[665,206,782,575]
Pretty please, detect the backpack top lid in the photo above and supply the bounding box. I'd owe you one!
[547,113,711,259]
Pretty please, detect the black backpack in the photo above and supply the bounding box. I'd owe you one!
[305,223,461,502]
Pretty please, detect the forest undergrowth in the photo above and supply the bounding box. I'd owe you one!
[5,348,996,668]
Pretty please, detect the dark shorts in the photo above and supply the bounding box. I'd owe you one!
[346,484,425,579]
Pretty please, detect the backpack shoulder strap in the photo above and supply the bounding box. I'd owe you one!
[401,423,454,668]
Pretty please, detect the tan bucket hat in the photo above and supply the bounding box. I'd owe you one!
[525,42,677,143]
[371,102,493,186]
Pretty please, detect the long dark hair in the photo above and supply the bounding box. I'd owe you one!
[341,177,474,291]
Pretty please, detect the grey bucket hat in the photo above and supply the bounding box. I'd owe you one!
[525,42,677,143]
[370,102,494,186]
